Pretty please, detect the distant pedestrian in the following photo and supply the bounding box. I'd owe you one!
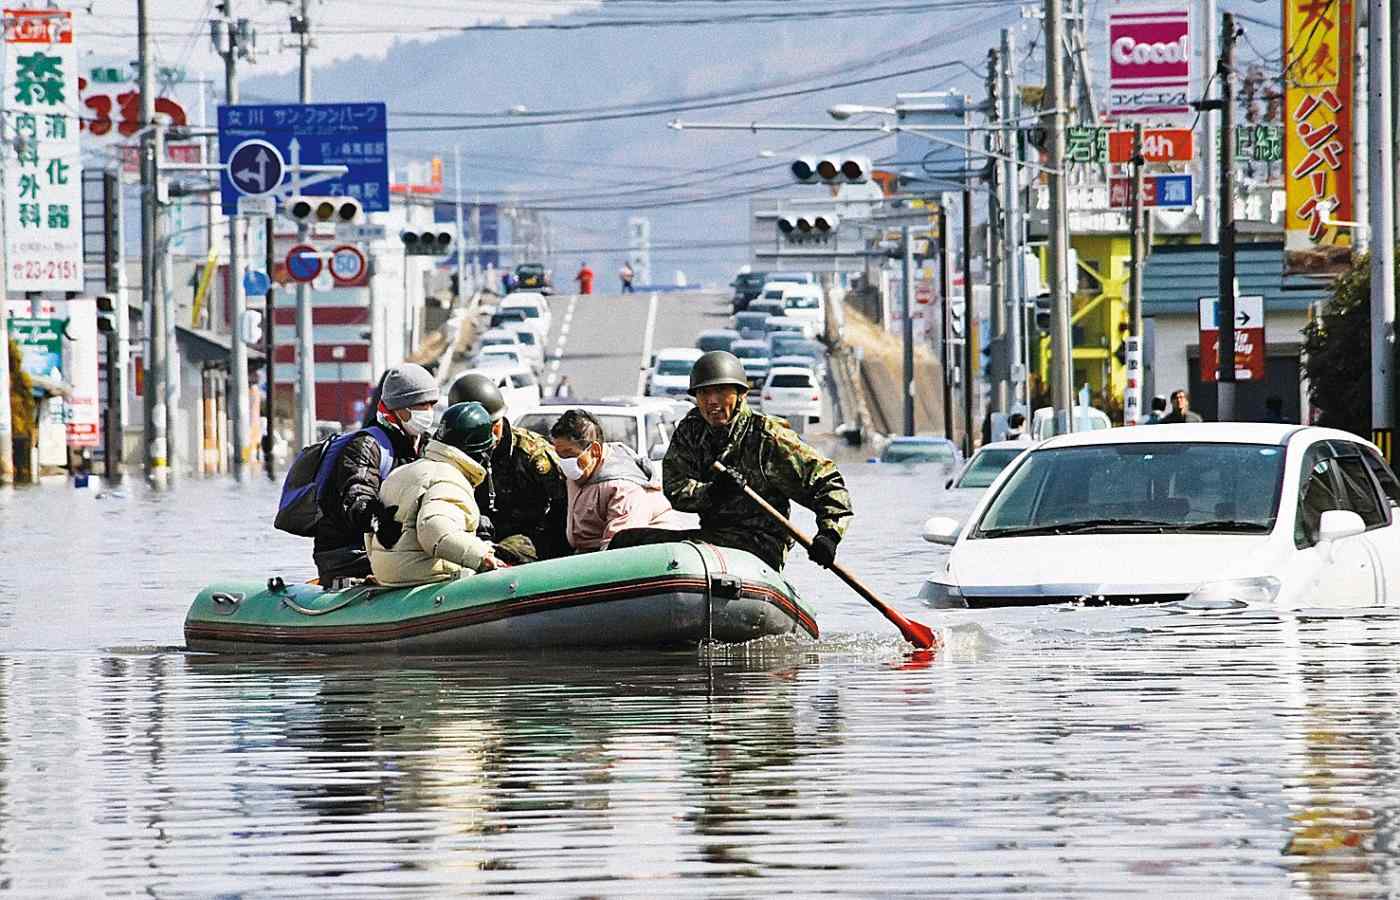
[1263,395,1288,423]
[575,261,594,295]
[1004,412,1031,442]
[619,261,635,293]
[553,376,576,398]
[1159,389,1203,424]
[1144,395,1168,424]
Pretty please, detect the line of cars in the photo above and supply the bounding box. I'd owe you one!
[643,270,829,427]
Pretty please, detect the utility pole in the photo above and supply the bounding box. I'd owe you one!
[139,0,168,481]
[1045,0,1074,431]
[292,0,315,447]
[454,146,466,304]
[961,188,975,453]
[987,48,1006,417]
[937,201,954,440]
[264,216,277,480]
[1369,0,1396,451]
[1216,13,1238,421]
[214,0,249,480]
[1000,28,1024,412]
[1127,123,1146,425]
[1201,0,1219,244]
[901,224,915,436]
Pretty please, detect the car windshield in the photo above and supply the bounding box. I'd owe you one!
[732,344,766,360]
[482,335,515,345]
[975,442,1286,537]
[516,264,544,276]
[762,289,785,301]
[882,441,954,464]
[769,374,812,388]
[786,295,819,310]
[953,448,1024,489]
[508,305,540,318]
[519,412,639,449]
[736,273,766,288]
[696,333,736,352]
[655,359,693,376]
[513,331,538,345]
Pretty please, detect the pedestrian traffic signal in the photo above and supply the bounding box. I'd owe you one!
[789,156,871,184]
[284,195,362,225]
[95,294,118,334]
[401,228,454,256]
[776,213,839,243]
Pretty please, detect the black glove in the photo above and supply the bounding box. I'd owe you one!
[711,465,747,501]
[476,514,496,542]
[374,504,403,549]
[808,528,840,568]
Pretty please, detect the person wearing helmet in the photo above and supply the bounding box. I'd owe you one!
[447,371,569,563]
[367,402,504,585]
[610,350,852,571]
[312,363,440,586]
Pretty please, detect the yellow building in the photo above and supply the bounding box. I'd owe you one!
[1034,234,1132,416]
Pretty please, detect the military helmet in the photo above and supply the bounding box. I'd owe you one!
[434,402,496,456]
[688,350,750,395]
[447,372,507,420]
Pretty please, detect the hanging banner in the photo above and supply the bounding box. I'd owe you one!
[62,298,99,447]
[1107,3,1193,118]
[1282,0,1354,278]
[3,9,82,292]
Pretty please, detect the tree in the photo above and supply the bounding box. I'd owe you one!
[1301,252,1400,435]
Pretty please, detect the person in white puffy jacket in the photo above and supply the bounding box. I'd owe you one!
[367,402,504,585]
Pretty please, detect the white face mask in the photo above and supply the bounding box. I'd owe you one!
[402,409,435,437]
[558,455,587,482]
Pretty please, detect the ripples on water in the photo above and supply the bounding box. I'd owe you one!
[3,470,1400,894]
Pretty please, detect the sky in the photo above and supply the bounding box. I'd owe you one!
[67,0,1283,286]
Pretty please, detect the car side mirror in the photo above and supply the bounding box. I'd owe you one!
[1318,509,1366,543]
[922,516,962,545]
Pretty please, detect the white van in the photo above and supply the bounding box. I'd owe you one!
[1032,405,1113,440]
[779,284,823,339]
[499,292,552,336]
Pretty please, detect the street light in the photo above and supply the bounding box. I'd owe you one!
[827,104,898,121]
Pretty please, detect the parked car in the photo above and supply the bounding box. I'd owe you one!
[645,347,703,399]
[732,311,770,342]
[781,284,824,338]
[513,262,552,293]
[473,345,530,370]
[505,324,546,374]
[731,271,768,313]
[877,436,962,466]
[489,307,531,331]
[764,271,814,285]
[445,365,541,417]
[695,328,740,354]
[1032,405,1113,440]
[499,291,552,336]
[730,339,771,389]
[759,365,822,425]
[764,316,808,340]
[945,440,1032,491]
[918,423,1400,610]
[767,335,825,373]
[477,327,523,353]
[516,398,679,465]
[748,297,787,320]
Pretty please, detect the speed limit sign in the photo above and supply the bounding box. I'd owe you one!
[329,244,367,286]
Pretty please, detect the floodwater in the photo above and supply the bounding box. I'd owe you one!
[2,465,1399,896]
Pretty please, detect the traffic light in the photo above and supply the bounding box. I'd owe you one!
[401,227,454,256]
[789,156,870,184]
[284,195,362,225]
[95,295,118,334]
[1034,294,1051,332]
[776,213,839,243]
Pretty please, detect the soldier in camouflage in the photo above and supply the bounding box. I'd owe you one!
[448,372,570,562]
[610,351,852,571]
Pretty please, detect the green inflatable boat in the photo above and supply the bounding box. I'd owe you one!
[185,541,819,653]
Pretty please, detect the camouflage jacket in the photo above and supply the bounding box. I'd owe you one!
[476,421,570,559]
[663,402,852,568]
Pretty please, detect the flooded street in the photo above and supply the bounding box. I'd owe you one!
[3,468,1398,895]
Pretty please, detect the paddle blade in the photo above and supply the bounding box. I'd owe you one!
[888,613,939,650]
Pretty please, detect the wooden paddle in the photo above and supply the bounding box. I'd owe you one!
[712,461,939,650]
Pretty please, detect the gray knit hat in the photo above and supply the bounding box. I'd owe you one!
[379,363,440,410]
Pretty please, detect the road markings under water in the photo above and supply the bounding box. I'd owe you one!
[546,293,579,390]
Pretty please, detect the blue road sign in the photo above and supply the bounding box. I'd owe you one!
[217,102,390,215]
[286,244,322,283]
[228,139,284,196]
[1152,174,1193,209]
[243,269,271,296]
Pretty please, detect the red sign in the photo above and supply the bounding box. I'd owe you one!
[1198,296,1266,382]
[1108,5,1192,117]
[1107,128,1194,163]
[5,9,72,43]
[329,245,367,286]
[285,244,322,283]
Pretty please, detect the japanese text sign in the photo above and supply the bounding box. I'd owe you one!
[1107,3,1192,117]
[1198,296,1266,382]
[4,9,82,292]
[1283,0,1353,278]
[217,102,390,214]
[1109,174,1193,208]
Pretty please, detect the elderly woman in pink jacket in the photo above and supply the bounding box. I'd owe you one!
[548,408,685,552]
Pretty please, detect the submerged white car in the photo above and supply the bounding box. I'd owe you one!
[919,423,1400,610]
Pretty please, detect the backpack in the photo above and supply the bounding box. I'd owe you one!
[274,426,396,537]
